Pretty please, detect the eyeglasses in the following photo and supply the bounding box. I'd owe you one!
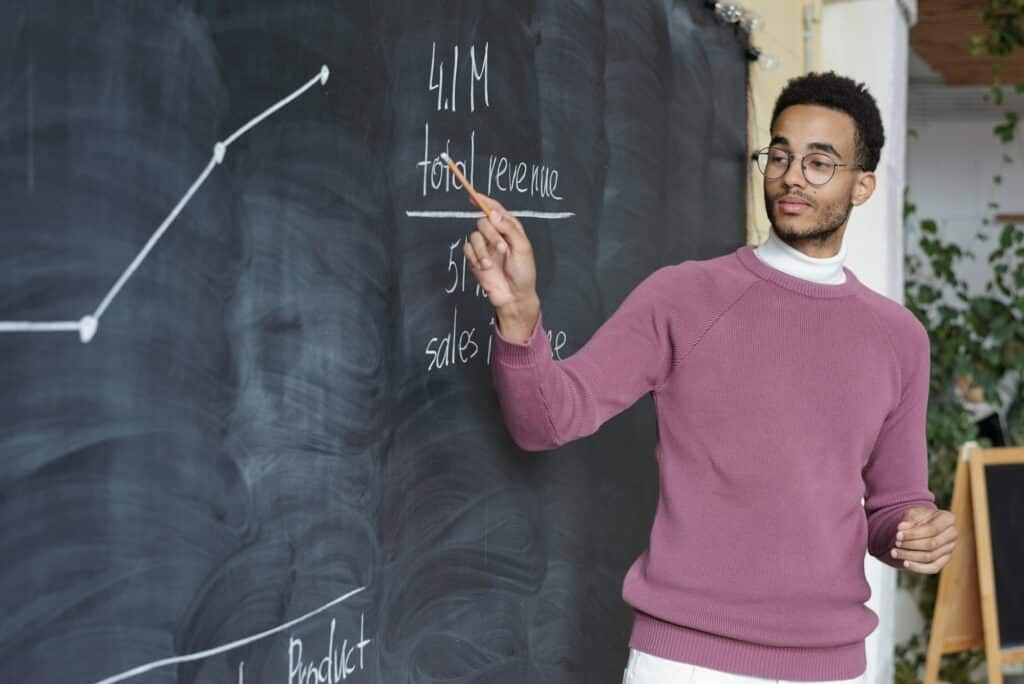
[751,147,862,186]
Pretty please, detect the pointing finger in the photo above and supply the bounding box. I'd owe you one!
[481,197,531,253]
[476,214,508,254]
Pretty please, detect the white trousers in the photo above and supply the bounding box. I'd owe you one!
[622,649,866,684]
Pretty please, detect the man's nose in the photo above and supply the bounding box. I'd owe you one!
[782,156,806,188]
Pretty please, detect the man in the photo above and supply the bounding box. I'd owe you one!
[462,72,957,683]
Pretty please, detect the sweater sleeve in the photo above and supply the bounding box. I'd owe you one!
[489,267,679,451]
[863,317,938,570]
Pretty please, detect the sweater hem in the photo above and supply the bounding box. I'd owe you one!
[628,611,866,681]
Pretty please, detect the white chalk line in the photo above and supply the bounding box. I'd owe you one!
[93,156,218,320]
[0,321,81,332]
[223,67,327,147]
[406,210,575,220]
[92,585,365,684]
[0,66,331,343]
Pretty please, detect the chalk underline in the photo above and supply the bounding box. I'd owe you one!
[406,210,575,219]
[91,585,366,684]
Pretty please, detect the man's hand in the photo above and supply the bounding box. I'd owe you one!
[889,506,957,574]
[464,196,540,343]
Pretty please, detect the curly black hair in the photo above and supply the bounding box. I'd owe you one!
[770,71,885,172]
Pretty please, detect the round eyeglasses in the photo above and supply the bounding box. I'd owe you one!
[751,147,862,186]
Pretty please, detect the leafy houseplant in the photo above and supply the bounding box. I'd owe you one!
[896,178,1024,684]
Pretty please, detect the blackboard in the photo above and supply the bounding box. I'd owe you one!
[985,463,1024,649]
[0,2,748,682]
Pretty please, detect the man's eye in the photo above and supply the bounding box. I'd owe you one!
[769,154,789,164]
[809,160,832,170]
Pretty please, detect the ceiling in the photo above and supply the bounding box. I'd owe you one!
[910,0,1024,86]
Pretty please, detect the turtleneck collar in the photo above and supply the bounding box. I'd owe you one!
[752,226,848,285]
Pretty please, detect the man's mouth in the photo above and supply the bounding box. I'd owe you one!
[776,196,811,214]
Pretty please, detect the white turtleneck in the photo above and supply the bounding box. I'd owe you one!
[752,226,848,284]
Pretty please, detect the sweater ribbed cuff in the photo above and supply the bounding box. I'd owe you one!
[872,500,938,570]
[491,310,550,369]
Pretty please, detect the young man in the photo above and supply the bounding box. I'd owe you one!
[462,72,957,683]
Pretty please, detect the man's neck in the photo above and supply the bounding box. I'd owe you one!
[753,227,847,284]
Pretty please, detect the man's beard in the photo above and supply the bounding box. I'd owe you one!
[766,193,852,247]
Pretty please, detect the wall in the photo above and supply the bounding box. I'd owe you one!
[743,0,824,243]
[907,119,1024,299]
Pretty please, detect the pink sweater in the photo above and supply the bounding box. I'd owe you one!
[489,244,937,680]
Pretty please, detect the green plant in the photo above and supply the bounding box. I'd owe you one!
[969,0,1024,58]
[970,0,1024,145]
[894,197,985,684]
[895,200,1024,684]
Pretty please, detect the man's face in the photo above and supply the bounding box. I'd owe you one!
[763,104,870,246]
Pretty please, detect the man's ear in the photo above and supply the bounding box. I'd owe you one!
[851,171,876,206]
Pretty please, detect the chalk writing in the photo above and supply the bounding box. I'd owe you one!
[417,126,563,203]
[418,124,475,198]
[486,154,562,200]
[425,307,566,372]
[415,39,570,373]
[428,42,489,112]
[288,614,371,684]
[446,236,487,298]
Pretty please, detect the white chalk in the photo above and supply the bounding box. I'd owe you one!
[439,152,452,165]
[79,315,98,343]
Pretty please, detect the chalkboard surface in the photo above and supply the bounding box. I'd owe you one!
[985,463,1024,649]
[0,2,748,682]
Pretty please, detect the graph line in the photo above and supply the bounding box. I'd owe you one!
[0,320,81,333]
[0,65,331,344]
[91,585,365,684]
[92,156,218,322]
[406,210,575,220]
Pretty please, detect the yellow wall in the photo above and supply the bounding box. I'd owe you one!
[742,0,823,244]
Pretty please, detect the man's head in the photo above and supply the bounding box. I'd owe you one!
[758,71,884,252]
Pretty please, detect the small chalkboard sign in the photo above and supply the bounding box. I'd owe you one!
[984,460,1024,651]
[924,443,1024,683]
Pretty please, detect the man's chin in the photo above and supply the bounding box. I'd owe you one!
[770,219,813,237]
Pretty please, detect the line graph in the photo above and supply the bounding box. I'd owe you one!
[91,585,365,684]
[0,65,330,344]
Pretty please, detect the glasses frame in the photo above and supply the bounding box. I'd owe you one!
[750,146,863,187]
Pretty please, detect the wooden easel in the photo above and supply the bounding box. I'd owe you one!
[924,442,1024,683]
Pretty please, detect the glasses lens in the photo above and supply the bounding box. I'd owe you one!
[803,154,836,185]
[760,148,789,179]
